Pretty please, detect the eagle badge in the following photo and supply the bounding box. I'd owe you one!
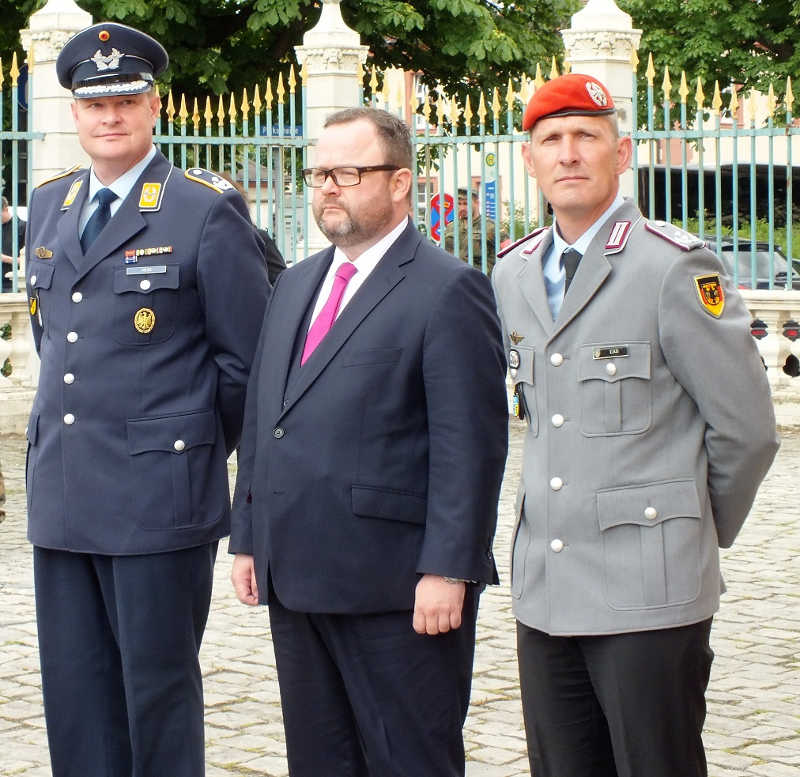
[694,274,725,318]
[134,307,156,334]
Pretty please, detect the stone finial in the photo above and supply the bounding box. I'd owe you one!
[302,0,363,50]
[570,0,634,31]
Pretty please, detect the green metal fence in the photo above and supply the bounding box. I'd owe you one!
[1,53,41,293]
[3,54,798,284]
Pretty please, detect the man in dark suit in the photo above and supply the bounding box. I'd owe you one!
[230,107,508,777]
[24,23,269,777]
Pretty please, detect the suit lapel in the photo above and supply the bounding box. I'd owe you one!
[57,171,90,273]
[517,230,557,335]
[72,152,173,281]
[280,222,418,417]
[550,201,641,341]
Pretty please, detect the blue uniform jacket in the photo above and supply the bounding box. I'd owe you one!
[25,150,270,555]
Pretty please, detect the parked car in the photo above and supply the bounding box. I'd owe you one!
[704,237,800,290]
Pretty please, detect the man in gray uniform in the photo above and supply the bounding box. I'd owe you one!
[24,22,269,777]
[492,73,779,777]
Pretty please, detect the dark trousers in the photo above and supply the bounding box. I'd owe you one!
[268,586,481,777]
[33,543,217,777]
[517,619,714,777]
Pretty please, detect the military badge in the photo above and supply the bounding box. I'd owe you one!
[35,247,54,260]
[90,47,123,72]
[508,349,521,369]
[510,331,524,345]
[29,297,37,316]
[694,274,725,318]
[185,168,235,194]
[133,307,156,334]
[138,182,162,210]
[62,179,83,209]
[586,80,609,107]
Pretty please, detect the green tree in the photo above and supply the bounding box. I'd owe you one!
[3,0,579,103]
[619,0,800,126]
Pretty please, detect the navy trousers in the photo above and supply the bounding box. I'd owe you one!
[33,543,217,777]
[517,618,714,777]
[269,585,481,777]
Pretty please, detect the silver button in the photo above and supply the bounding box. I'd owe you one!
[551,413,565,428]
[67,331,78,343]
[63,413,75,425]
[550,353,564,367]
[63,373,75,385]
[606,362,617,376]
[173,439,186,452]
[273,427,285,439]
[139,279,151,291]
[71,291,83,303]
[550,476,563,491]
[644,506,658,520]
[550,539,564,553]
[30,274,37,285]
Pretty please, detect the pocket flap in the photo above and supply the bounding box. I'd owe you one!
[596,478,702,531]
[114,265,180,294]
[29,263,55,290]
[352,485,427,525]
[578,342,651,383]
[127,409,216,454]
[342,347,403,367]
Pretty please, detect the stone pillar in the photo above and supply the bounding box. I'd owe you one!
[561,0,642,196]
[294,0,369,255]
[20,0,91,187]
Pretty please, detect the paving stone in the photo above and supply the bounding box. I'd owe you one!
[1,426,799,775]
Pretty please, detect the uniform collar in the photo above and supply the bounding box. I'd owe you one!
[87,144,157,205]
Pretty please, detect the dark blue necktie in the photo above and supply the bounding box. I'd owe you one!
[80,188,118,252]
[560,248,582,294]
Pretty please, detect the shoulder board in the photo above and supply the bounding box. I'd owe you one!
[497,226,549,258]
[184,167,236,194]
[35,165,82,188]
[644,220,704,251]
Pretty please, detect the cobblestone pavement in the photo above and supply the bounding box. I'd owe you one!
[1,421,798,776]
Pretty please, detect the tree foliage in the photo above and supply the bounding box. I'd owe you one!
[620,0,800,125]
[3,0,580,104]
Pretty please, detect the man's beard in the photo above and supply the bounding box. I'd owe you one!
[314,199,393,247]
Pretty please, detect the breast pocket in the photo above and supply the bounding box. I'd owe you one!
[578,341,652,436]
[112,265,180,345]
[28,262,55,328]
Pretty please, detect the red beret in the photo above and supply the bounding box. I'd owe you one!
[522,73,615,131]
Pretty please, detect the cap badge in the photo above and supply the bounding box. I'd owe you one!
[134,307,156,334]
[586,81,608,107]
[98,30,110,42]
[91,48,123,72]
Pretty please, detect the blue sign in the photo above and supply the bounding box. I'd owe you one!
[484,180,497,220]
[260,124,303,137]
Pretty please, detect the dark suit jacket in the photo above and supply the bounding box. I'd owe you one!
[24,150,269,555]
[230,220,509,613]
[255,227,286,284]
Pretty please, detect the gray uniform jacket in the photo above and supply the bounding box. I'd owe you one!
[492,199,779,636]
[24,151,269,555]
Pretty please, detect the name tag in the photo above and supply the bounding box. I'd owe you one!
[593,345,629,359]
[125,265,167,276]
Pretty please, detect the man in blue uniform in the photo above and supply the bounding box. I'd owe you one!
[24,22,269,777]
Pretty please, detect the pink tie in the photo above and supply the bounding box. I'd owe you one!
[301,261,358,365]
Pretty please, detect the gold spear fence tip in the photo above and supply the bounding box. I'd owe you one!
[645,53,655,86]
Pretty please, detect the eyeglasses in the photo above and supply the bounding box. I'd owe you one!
[302,165,400,188]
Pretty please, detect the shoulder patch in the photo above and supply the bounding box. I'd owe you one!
[497,226,549,259]
[644,220,704,251]
[694,273,725,318]
[35,165,82,189]
[184,168,235,194]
